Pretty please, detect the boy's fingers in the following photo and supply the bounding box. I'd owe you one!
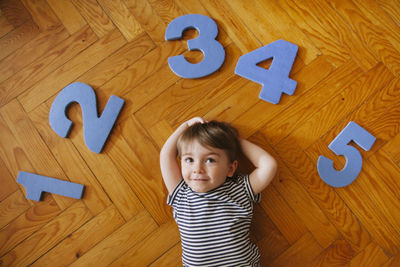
[187,117,205,126]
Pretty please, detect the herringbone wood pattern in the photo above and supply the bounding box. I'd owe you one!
[1,0,400,266]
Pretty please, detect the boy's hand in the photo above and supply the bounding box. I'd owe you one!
[240,139,277,195]
[186,117,206,127]
[160,116,206,195]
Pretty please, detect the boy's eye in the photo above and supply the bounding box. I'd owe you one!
[184,157,194,163]
[206,158,216,163]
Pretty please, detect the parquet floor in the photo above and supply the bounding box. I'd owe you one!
[1,0,400,266]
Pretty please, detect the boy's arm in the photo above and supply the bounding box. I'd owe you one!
[160,117,204,195]
[240,139,277,195]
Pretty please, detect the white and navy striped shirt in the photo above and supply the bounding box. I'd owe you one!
[168,174,261,267]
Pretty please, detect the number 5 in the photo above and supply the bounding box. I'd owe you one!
[317,121,376,187]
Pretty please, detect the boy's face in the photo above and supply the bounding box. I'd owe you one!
[180,140,238,193]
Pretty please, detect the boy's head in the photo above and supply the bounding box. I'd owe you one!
[177,121,241,193]
[177,120,241,162]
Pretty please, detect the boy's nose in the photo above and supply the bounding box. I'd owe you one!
[193,162,204,173]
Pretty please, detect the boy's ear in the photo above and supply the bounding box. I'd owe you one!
[227,160,238,177]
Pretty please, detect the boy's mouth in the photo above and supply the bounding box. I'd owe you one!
[192,177,209,181]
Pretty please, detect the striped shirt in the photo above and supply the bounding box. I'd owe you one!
[167,174,261,267]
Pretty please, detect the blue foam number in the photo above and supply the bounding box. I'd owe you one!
[165,14,225,79]
[235,39,298,104]
[317,121,376,187]
[17,171,84,201]
[49,82,124,154]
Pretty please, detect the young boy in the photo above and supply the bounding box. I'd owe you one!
[160,117,277,266]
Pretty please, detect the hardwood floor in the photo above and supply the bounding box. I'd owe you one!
[1,0,400,266]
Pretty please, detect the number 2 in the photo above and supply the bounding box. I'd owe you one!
[317,121,376,187]
[49,82,124,154]
[235,39,298,104]
[165,14,225,79]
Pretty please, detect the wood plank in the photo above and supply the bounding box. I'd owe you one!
[106,118,172,225]
[368,150,400,202]
[18,28,126,112]
[135,43,242,130]
[308,238,356,267]
[383,132,400,164]
[69,210,158,266]
[337,178,400,255]
[21,0,61,31]
[0,201,92,266]
[329,0,400,75]
[0,20,39,61]
[376,0,400,25]
[31,205,124,266]
[0,156,19,201]
[304,0,378,71]
[0,115,35,182]
[0,26,97,107]
[97,0,144,41]
[61,103,143,221]
[0,190,30,229]
[28,101,112,216]
[147,0,185,25]
[382,252,400,267]
[253,204,290,264]
[306,75,400,163]
[0,100,74,209]
[276,0,350,67]
[0,13,15,38]
[0,198,60,257]
[71,0,115,38]
[288,63,393,150]
[149,243,182,267]
[109,219,180,266]
[87,39,183,117]
[78,32,155,89]
[0,0,31,28]
[260,183,308,245]
[275,137,372,252]
[228,0,319,65]
[0,25,68,84]
[357,163,400,238]
[199,0,260,54]
[251,132,338,248]
[352,0,400,55]
[123,0,166,44]
[271,232,323,267]
[347,242,389,267]
[117,60,182,122]
[260,60,362,146]
[46,0,87,34]
[232,55,336,139]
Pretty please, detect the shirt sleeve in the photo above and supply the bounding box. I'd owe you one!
[243,174,261,203]
[167,179,185,206]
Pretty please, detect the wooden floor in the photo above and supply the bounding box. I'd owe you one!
[1,0,400,266]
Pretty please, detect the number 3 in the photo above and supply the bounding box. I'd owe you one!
[165,14,225,79]
[317,121,376,187]
[49,82,124,154]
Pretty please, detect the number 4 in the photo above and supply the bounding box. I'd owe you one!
[235,39,298,104]
[317,121,376,187]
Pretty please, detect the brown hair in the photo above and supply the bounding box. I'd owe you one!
[177,121,241,162]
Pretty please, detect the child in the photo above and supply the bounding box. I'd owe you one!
[160,117,277,267]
